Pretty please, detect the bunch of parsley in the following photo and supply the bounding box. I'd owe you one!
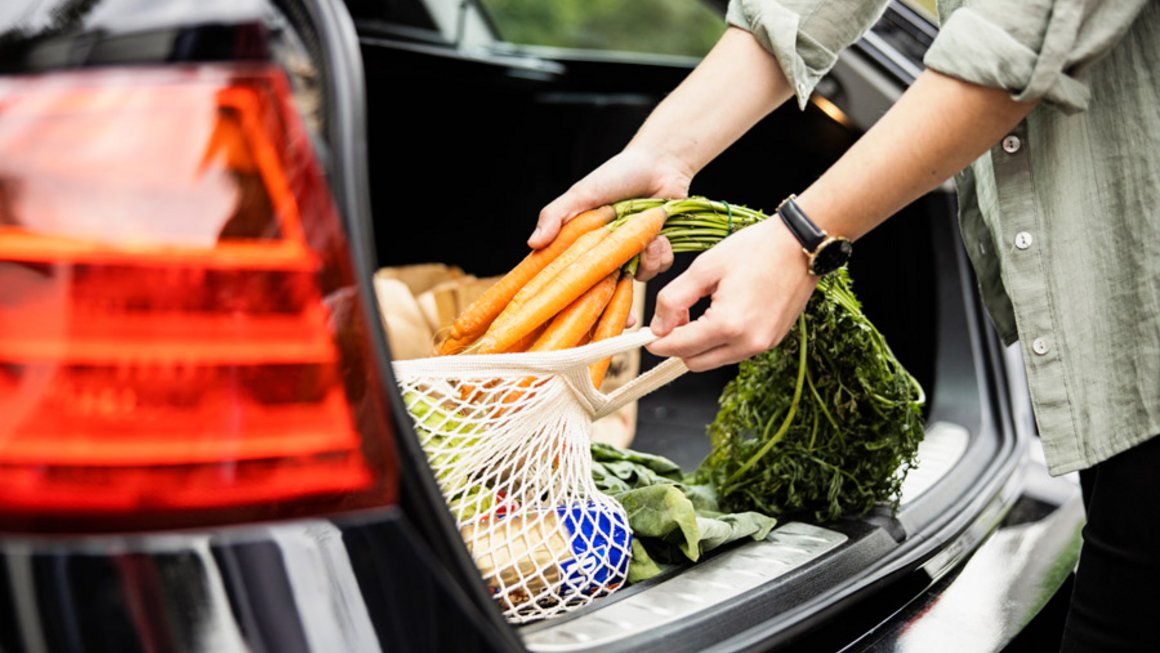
[696,269,925,522]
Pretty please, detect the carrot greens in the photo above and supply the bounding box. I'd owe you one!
[611,197,926,521]
[696,269,926,522]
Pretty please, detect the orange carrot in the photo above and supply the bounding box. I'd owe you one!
[435,331,475,356]
[455,226,609,357]
[437,206,615,354]
[486,226,609,331]
[489,287,609,412]
[589,272,634,388]
[473,206,667,354]
[504,323,547,353]
[530,272,618,352]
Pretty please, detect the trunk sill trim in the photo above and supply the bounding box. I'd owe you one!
[522,522,847,652]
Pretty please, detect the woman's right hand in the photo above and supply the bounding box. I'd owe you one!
[530,146,691,281]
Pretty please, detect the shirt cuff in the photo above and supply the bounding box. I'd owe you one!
[726,0,838,111]
[923,7,1091,113]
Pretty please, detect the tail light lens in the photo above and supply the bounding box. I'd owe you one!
[0,65,398,532]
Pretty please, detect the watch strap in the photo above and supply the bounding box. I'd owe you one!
[776,195,827,252]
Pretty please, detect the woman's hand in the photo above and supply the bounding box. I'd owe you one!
[530,146,688,280]
[647,218,818,371]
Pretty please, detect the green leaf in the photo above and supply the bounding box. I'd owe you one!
[591,444,779,583]
[591,442,684,478]
[700,268,925,522]
[627,539,670,583]
[617,485,701,561]
[695,511,777,551]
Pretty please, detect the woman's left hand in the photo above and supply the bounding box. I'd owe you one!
[647,218,818,371]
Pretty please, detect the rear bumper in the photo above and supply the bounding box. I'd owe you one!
[854,445,1083,652]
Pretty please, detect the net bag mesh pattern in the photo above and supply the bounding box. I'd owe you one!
[393,330,685,622]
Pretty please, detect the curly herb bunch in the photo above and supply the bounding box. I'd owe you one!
[697,269,926,522]
[609,197,925,521]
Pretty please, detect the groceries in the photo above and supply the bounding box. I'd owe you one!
[392,195,921,622]
[393,329,685,623]
[376,262,645,448]
[464,504,631,611]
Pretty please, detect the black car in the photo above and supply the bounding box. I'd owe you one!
[0,0,1083,651]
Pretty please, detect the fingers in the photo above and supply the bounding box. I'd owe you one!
[648,309,768,371]
[646,219,819,372]
[531,148,693,249]
[649,259,718,336]
[530,191,586,249]
[649,274,815,371]
[530,158,626,249]
[635,236,674,282]
[663,340,738,372]
[649,300,747,359]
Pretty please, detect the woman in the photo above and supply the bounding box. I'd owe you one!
[529,1,1159,650]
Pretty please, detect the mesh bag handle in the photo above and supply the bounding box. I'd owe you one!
[392,328,688,418]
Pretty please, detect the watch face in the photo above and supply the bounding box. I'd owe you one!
[809,238,853,275]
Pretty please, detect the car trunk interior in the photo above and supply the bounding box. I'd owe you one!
[361,43,943,455]
[355,21,1017,651]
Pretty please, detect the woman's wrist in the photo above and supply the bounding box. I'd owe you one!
[792,187,850,240]
[617,143,696,198]
[622,142,697,191]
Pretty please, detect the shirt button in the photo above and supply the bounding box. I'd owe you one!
[1014,231,1033,249]
[1002,135,1022,154]
[1031,338,1051,356]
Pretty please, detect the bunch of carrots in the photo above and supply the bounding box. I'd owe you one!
[434,197,770,388]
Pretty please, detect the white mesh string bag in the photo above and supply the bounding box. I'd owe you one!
[392,329,686,622]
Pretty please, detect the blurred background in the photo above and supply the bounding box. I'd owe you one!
[478,0,938,57]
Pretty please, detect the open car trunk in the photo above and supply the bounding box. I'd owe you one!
[352,3,1029,649]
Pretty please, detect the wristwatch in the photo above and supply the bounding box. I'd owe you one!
[776,195,853,276]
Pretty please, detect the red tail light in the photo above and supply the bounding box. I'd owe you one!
[0,65,398,531]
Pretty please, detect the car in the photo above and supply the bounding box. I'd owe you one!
[0,0,1084,651]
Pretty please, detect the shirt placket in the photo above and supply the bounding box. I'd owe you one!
[990,121,1078,466]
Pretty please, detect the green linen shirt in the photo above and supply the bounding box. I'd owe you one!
[726,0,1160,475]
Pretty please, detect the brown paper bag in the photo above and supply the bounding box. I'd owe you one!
[418,276,499,339]
[374,264,468,360]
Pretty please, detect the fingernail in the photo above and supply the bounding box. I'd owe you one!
[529,226,542,242]
[646,240,661,256]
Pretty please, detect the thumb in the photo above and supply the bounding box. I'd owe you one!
[650,265,717,336]
[530,194,585,249]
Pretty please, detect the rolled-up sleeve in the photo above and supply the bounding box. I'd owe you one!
[924,0,1150,113]
[726,0,891,110]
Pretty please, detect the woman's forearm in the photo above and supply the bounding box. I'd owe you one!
[531,27,793,249]
[795,70,1037,241]
[627,26,795,178]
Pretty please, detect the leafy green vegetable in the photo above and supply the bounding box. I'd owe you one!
[696,269,925,522]
[612,196,925,525]
[591,443,777,582]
